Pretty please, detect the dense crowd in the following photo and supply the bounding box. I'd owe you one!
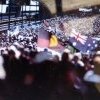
[0,27,38,49]
[0,45,100,100]
[0,14,100,100]
[0,14,100,49]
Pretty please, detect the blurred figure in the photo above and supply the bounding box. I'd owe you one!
[94,53,100,93]
[34,49,53,63]
[53,55,59,62]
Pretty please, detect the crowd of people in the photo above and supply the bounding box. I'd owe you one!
[0,44,100,100]
[0,14,100,49]
[0,14,100,100]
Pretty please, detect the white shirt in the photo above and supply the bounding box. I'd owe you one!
[84,70,100,83]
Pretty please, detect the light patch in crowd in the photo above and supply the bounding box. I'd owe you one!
[0,56,6,80]
[63,49,70,53]
[74,52,82,60]
[96,51,100,55]
[8,45,21,59]
[8,26,19,36]
[94,56,100,64]
[36,47,61,60]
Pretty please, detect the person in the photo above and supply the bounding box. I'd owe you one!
[84,52,100,93]
[34,48,53,63]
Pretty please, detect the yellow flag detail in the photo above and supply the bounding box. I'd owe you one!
[49,35,58,47]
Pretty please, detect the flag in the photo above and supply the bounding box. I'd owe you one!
[49,35,58,47]
[70,29,87,45]
[69,29,98,53]
[37,28,50,48]
[49,35,64,52]
[37,28,64,52]
[37,28,59,48]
